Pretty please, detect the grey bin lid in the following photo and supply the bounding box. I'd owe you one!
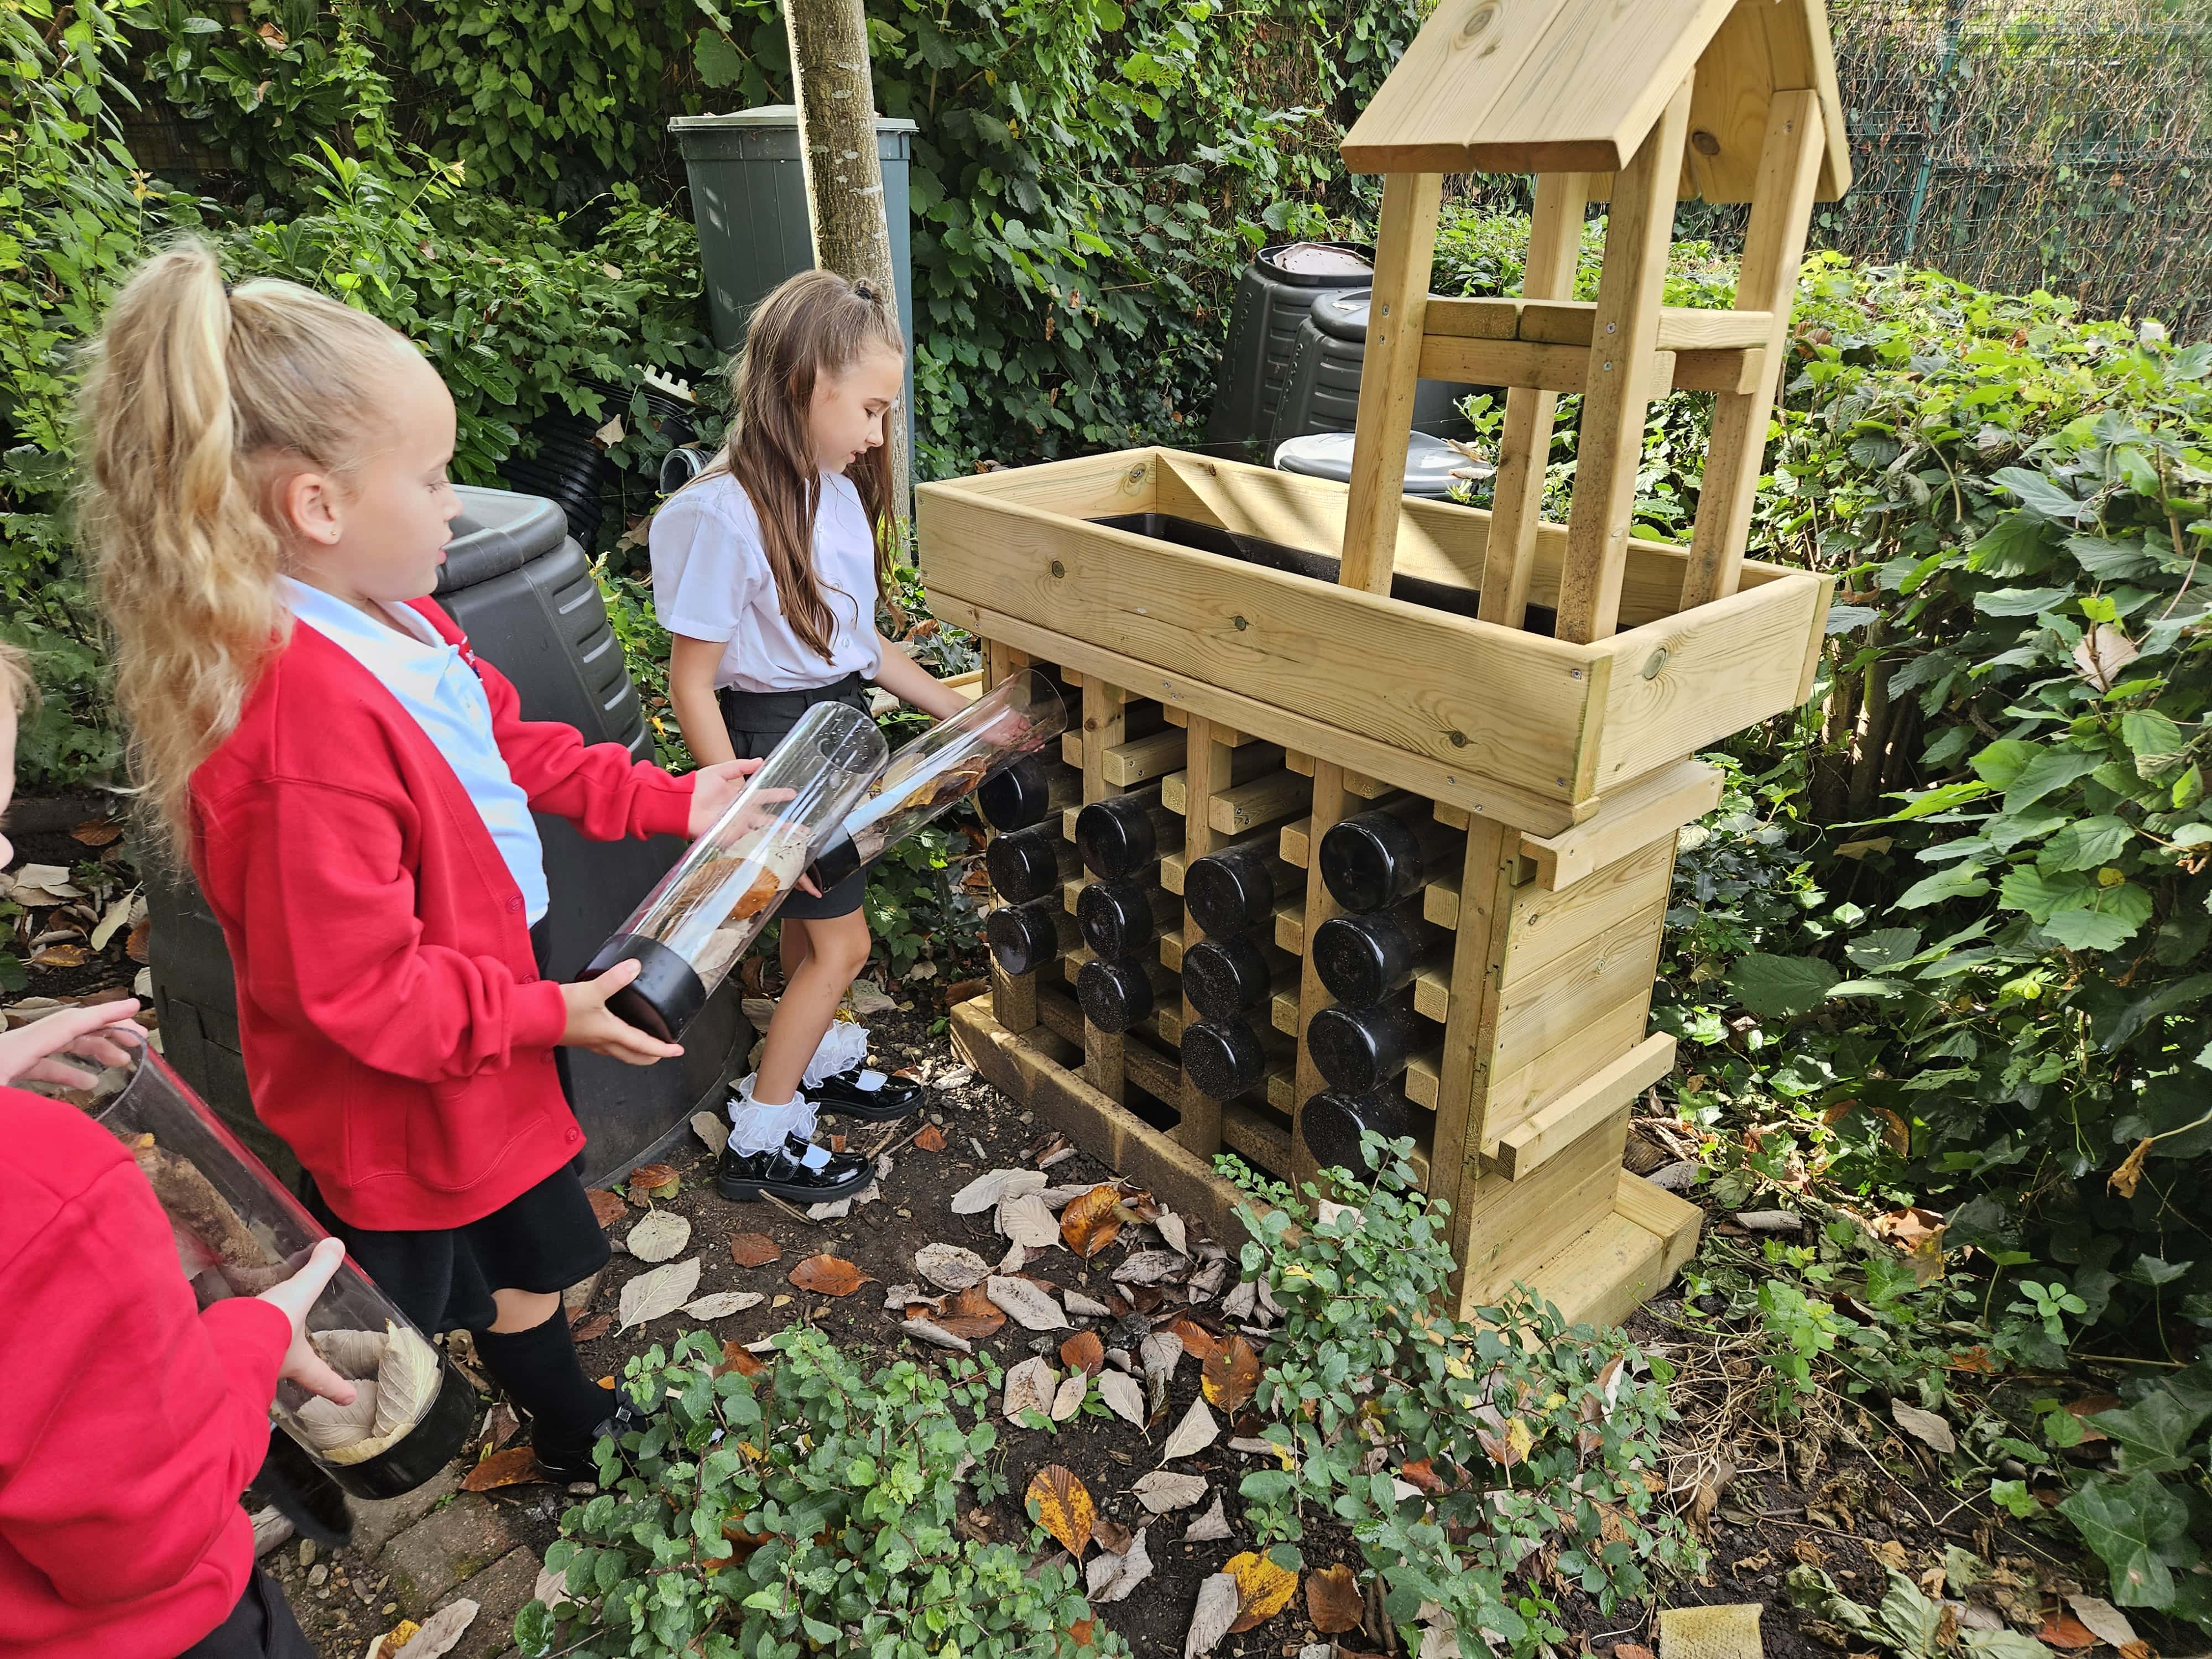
[1311,286,1375,343]
[1260,242,1373,283]
[669,105,917,160]
[436,484,570,593]
[1272,430,1479,500]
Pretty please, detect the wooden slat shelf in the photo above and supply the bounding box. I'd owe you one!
[1424,296,1773,352]
[943,0,1844,1327]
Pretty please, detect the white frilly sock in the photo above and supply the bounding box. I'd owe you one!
[726,1074,817,1156]
[800,1020,870,1088]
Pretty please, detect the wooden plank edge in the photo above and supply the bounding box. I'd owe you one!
[928,596,1588,834]
[952,997,1249,1245]
[1489,1032,1676,1178]
[1519,760,1721,890]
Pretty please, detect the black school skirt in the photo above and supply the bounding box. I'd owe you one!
[295,921,611,1335]
[717,672,876,922]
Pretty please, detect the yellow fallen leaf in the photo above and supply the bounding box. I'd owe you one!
[1225,1550,1298,1632]
[1025,1463,1095,1559]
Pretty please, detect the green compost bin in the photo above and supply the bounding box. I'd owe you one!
[670,107,918,466]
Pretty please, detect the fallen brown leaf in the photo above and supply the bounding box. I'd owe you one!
[2039,1614,2096,1651]
[1093,1515,1133,1556]
[70,820,123,847]
[586,1188,628,1229]
[32,945,90,969]
[729,1232,782,1268]
[461,1446,543,1491]
[1870,1540,1910,1572]
[915,1124,947,1152]
[1201,1334,1261,1413]
[126,919,151,964]
[570,1313,612,1343]
[945,977,986,1007]
[789,1254,873,1297]
[627,1163,679,1202]
[1060,1184,1125,1259]
[1225,1550,1297,1634]
[1168,1317,1221,1363]
[1399,1458,1447,1496]
[1307,1563,1361,1634]
[714,1339,768,1379]
[1061,1330,1105,1376]
[1613,1646,1656,1659]
[938,1284,1009,1341]
[1025,1464,1095,1559]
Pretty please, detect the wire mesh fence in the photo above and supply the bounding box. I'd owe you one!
[1436,0,2211,338]
[1817,0,2211,338]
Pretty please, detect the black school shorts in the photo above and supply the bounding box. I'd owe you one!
[301,1155,612,1337]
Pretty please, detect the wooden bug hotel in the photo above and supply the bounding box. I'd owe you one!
[920,0,1850,1326]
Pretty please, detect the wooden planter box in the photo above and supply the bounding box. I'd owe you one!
[921,447,1832,1327]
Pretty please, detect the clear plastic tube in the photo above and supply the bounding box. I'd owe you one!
[93,1047,474,1498]
[584,700,889,1041]
[806,671,1067,891]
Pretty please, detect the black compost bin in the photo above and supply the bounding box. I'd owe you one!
[1270,288,1486,444]
[146,484,746,1188]
[1202,241,1374,455]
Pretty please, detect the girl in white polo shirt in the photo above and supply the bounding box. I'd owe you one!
[653,270,969,1204]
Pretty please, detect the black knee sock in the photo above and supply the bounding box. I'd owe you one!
[472,1307,611,1458]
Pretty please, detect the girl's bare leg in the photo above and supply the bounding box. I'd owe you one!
[752,910,871,1105]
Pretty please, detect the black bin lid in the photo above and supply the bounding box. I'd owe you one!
[1256,242,1374,286]
[436,486,570,594]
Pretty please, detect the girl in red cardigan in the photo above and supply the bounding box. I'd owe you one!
[0,642,352,1659]
[77,241,763,1486]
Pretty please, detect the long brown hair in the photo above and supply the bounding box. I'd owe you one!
[687,269,904,661]
[76,239,418,845]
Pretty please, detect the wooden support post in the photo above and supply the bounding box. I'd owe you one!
[1338,171,1444,596]
[1554,75,1694,645]
[984,639,1039,1035]
[1081,679,1127,1103]
[1176,716,1235,1157]
[1433,820,1517,1282]
[1681,91,1827,611]
[1287,761,1349,1193]
[1478,170,1591,629]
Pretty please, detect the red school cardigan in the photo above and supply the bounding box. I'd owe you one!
[0,1087,293,1659]
[189,596,695,1231]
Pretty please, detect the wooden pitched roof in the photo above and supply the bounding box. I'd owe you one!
[1340,0,1851,204]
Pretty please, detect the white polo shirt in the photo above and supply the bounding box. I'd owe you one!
[648,469,884,692]
[280,577,550,926]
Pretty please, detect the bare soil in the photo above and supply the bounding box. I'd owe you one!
[2,804,2107,1659]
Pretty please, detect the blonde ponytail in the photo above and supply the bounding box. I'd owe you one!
[77,240,415,847]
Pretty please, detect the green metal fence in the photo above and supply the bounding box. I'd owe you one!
[1815,0,2211,337]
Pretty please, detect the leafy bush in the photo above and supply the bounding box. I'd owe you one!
[0,0,181,784]
[2058,1361,2212,1630]
[517,1327,1128,1658]
[225,152,714,484]
[1223,1136,1703,1657]
[1648,258,2212,1358]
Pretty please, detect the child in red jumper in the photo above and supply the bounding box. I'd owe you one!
[0,643,354,1659]
[77,241,765,1485]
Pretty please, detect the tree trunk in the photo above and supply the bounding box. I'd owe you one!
[783,0,910,520]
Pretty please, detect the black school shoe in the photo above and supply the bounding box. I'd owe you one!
[533,1387,656,1490]
[809,1066,924,1121]
[716,1131,874,1202]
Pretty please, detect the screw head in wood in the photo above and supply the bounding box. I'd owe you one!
[1233,615,1249,630]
